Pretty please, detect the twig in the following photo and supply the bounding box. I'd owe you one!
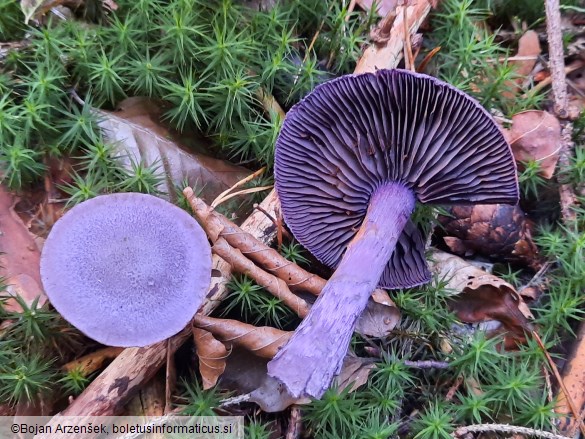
[219,393,251,407]
[453,424,570,439]
[519,261,552,294]
[403,360,449,369]
[521,60,584,100]
[545,0,568,117]
[544,0,579,223]
[533,330,585,437]
[253,203,292,240]
[557,124,578,223]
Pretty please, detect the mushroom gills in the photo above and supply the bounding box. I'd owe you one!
[267,181,415,399]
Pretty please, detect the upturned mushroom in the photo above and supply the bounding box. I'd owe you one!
[40,193,211,347]
[268,69,519,399]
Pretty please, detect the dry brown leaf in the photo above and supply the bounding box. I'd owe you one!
[355,292,400,337]
[0,185,45,312]
[193,314,292,359]
[192,327,229,390]
[334,356,376,392]
[555,323,585,435]
[503,30,541,98]
[98,98,250,202]
[509,110,562,179]
[438,204,542,270]
[430,249,532,338]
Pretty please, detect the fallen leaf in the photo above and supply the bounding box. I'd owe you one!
[193,314,292,359]
[430,249,533,338]
[555,324,585,435]
[98,97,250,203]
[20,0,45,23]
[334,356,376,392]
[355,291,400,337]
[509,110,562,179]
[192,327,229,390]
[438,204,542,270]
[0,185,45,312]
[503,30,541,98]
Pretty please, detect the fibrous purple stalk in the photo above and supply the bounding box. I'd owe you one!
[267,182,416,398]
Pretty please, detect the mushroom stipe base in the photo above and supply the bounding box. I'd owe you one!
[266,182,415,399]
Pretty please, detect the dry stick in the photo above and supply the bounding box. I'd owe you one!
[212,237,311,318]
[545,0,568,117]
[453,424,570,439]
[545,0,583,434]
[521,60,584,100]
[253,202,292,240]
[533,330,585,437]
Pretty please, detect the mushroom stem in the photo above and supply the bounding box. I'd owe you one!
[267,182,415,398]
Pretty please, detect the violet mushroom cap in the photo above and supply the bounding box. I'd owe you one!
[40,193,211,347]
[268,69,519,399]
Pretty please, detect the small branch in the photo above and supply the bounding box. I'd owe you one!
[253,203,292,240]
[545,0,568,117]
[403,360,449,369]
[453,424,570,439]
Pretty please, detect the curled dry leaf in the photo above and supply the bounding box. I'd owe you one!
[334,356,376,392]
[509,110,562,179]
[98,98,250,202]
[430,249,532,338]
[186,189,400,337]
[193,314,292,359]
[192,327,229,390]
[438,204,542,270]
[0,185,46,312]
[355,291,401,337]
[193,315,376,412]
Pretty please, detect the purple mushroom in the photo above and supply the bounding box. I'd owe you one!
[40,193,211,347]
[269,69,519,399]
